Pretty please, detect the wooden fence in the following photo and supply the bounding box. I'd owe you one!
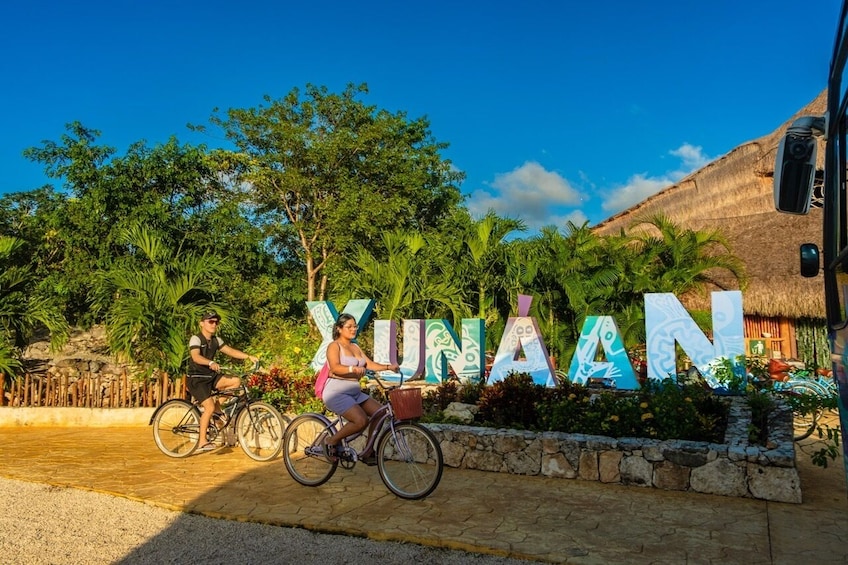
[0,372,188,408]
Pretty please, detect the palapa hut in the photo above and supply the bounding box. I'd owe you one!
[592,90,828,365]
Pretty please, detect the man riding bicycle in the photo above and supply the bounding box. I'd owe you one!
[187,310,258,452]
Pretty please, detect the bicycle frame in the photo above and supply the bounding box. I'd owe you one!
[321,403,397,463]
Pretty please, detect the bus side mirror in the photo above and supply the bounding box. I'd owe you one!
[773,116,825,215]
[800,243,820,277]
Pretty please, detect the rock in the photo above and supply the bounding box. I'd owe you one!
[442,402,478,424]
[690,458,748,497]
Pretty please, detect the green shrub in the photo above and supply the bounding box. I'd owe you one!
[419,372,729,442]
[477,372,546,430]
[246,366,323,415]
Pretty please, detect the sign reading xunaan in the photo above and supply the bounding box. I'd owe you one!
[308,291,744,390]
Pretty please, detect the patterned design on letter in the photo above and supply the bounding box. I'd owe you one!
[306,299,375,371]
[424,319,483,384]
[490,315,555,386]
[645,292,744,388]
[568,316,639,389]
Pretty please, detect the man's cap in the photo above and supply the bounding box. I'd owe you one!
[201,310,221,321]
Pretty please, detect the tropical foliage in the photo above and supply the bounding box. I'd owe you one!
[421,372,729,443]
[0,83,749,383]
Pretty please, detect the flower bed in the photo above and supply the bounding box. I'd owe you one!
[424,396,800,503]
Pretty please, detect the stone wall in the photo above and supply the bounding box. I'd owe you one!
[425,397,801,503]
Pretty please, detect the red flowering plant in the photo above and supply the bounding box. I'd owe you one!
[246,319,323,414]
[246,366,323,414]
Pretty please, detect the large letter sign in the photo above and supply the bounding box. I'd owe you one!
[424,319,485,383]
[372,318,425,380]
[568,316,639,389]
[306,299,375,371]
[307,290,745,391]
[489,295,555,386]
[644,291,744,387]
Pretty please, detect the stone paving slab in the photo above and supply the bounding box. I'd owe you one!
[0,425,846,563]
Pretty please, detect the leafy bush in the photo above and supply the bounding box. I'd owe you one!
[421,372,730,442]
[477,373,547,430]
[249,318,318,373]
[246,366,323,415]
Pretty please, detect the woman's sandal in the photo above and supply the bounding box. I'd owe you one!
[199,442,217,452]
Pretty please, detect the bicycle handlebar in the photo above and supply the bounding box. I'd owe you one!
[365,369,406,390]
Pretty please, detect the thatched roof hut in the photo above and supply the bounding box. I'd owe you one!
[593,90,827,321]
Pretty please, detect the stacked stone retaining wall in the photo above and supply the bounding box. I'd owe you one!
[425,397,801,503]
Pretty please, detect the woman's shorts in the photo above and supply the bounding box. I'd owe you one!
[187,374,224,403]
[323,377,371,415]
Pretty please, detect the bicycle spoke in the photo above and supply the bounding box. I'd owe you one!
[283,414,337,486]
[152,400,200,458]
[377,423,443,499]
[236,402,285,462]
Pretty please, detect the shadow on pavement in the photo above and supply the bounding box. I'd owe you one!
[0,422,846,563]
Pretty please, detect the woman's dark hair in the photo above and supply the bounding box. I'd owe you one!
[332,313,357,340]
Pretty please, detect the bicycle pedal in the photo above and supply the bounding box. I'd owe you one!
[305,446,325,457]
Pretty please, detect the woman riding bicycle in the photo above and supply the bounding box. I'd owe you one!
[321,313,399,459]
[188,310,259,452]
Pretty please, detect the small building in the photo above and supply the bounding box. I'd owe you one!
[593,91,828,367]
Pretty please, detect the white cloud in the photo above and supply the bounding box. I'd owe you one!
[669,142,711,170]
[600,143,712,215]
[601,174,671,212]
[464,143,714,232]
[467,161,581,230]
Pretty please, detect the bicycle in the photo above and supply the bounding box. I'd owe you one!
[282,371,443,500]
[150,361,288,461]
[761,360,839,441]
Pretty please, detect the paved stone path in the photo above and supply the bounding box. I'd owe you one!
[0,424,846,563]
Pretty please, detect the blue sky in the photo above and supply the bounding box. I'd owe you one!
[1,1,840,229]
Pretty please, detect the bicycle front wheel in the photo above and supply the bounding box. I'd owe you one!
[377,422,443,499]
[152,400,200,458]
[283,413,338,486]
[236,401,287,462]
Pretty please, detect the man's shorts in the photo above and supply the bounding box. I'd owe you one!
[187,374,224,403]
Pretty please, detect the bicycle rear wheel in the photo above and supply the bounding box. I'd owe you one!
[283,414,338,486]
[376,422,443,499]
[152,400,200,458]
[236,401,287,462]
[786,381,823,441]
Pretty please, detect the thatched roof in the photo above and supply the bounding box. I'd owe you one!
[593,90,827,319]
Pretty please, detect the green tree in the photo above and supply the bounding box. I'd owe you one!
[335,229,470,323]
[630,213,747,295]
[21,123,288,328]
[0,236,68,376]
[203,83,464,303]
[91,225,234,374]
[462,211,526,323]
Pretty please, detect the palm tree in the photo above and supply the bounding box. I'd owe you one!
[91,225,233,374]
[599,214,747,348]
[630,213,747,295]
[524,223,618,362]
[0,236,68,377]
[462,211,526,323]
[336,229,470,323]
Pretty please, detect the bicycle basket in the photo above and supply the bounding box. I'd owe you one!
[389,387,423,420]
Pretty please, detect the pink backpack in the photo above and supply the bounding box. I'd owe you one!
[314,362,330,400]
